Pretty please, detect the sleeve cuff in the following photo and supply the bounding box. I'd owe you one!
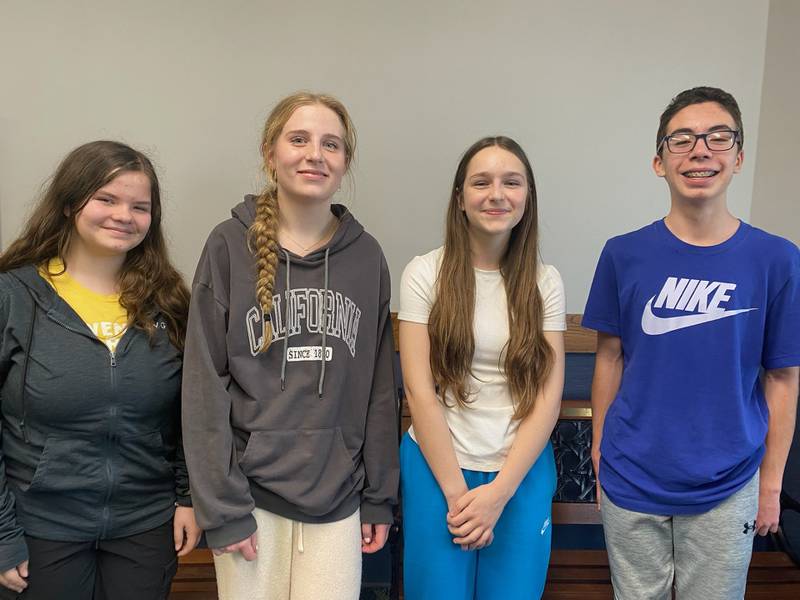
[360,500,395,525]
[0,538,29,574]
[203,513,257,549]
[580,316,620,337]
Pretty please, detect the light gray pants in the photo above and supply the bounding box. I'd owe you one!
[213,508,362,600]
[601,474,758,600]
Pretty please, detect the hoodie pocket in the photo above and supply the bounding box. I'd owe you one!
[116,431,175,486]
[28,436,105,493]
[239,428,357,516]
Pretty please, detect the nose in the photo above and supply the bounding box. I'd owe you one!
[111,204,134,223]
[689,135,713,158]
[490,181,504,201]
[306,143,323,162]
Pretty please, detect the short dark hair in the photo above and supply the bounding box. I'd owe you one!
[656,86,743,155]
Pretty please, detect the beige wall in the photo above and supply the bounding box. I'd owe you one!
[0,1,771,311]
[751,0,800,245]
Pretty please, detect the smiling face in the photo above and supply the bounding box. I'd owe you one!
[267,103,347,205]
[71,171,152,258]
[460,146,528,243]
[653,101,743,207]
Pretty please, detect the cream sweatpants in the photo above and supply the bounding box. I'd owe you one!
[213,507,362,600]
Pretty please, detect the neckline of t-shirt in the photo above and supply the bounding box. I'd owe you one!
[44,258,121,302]
[473,266,501,275]
[654,218,751,255]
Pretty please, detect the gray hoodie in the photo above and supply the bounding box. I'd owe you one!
[182,197,399,548]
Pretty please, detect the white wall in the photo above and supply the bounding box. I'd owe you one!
[751,0,800,245]
[0,1,770,311]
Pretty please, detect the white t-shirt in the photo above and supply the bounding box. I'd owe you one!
[398,246,566,471]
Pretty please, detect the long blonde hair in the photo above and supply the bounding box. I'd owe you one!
[248,92,356,352]
[428,136,553,421]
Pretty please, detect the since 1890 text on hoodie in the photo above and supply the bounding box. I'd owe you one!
[182,197,399,549]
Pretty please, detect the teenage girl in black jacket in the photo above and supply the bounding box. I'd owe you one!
[0,141,201,599]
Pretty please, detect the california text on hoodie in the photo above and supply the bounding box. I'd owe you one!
[0,266,190,573]
[182,198,399,549]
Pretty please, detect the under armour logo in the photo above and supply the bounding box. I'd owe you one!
[742,520,756,534]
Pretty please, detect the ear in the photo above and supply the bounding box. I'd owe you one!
[733,149,744,174]
[652,154,666,178]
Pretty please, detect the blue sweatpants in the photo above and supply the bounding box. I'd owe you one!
[401,433,556,600]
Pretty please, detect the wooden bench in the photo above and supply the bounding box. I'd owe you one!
[170,314,799,599]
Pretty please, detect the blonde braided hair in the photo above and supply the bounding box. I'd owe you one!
[248,92,356,353]
[249,189,280,352]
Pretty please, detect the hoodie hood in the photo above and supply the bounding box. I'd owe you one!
[10,266,66,313]
[231,195,365,266]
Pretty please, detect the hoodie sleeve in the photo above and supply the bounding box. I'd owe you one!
[0,291,29,572]
[181,238,257,548]
[360,255,400,525]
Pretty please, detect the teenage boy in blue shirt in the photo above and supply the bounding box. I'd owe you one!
[583,86,800,599]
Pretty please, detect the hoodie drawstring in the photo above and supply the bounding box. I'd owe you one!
[296,521,305,553]
[20,290,38,444]
[279,247,330,399]
[280,250,291,391]
[318,248,330,399]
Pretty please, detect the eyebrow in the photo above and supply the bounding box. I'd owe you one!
[468,171,525,179]
[668,124,736,135]
[285,129,344,142]
[94,191,151,205]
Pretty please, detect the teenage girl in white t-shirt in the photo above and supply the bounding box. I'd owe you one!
[398,136,566,600]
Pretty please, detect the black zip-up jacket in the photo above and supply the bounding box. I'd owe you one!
[0,266,190,572]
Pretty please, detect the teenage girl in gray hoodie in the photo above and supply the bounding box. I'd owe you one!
[182,92,399,600]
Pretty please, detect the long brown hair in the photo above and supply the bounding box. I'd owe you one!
[428,136,553,421]
[0,140,189,350]
[249,91,356,353]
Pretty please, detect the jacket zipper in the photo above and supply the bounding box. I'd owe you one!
[100,349,118,539]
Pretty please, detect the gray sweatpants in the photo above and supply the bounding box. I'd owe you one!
[601,474,758,600]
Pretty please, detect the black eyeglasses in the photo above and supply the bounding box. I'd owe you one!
[658,129,740,154]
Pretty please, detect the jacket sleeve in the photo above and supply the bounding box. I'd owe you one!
[181,242,256,548]
[0,291,29,572]
[360,255,400,524]
[173,428,192,507]
[0,425,28,572]
[172,357,191,506]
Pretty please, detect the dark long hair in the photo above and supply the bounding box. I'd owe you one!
[428,136,553,420]
[0,140,189,350]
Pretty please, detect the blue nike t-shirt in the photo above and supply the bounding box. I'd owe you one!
[583,219,800,515]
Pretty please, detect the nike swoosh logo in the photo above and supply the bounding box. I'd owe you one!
[641,296,757,335]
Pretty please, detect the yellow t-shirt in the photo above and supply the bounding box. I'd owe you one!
[40,258,128,353]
